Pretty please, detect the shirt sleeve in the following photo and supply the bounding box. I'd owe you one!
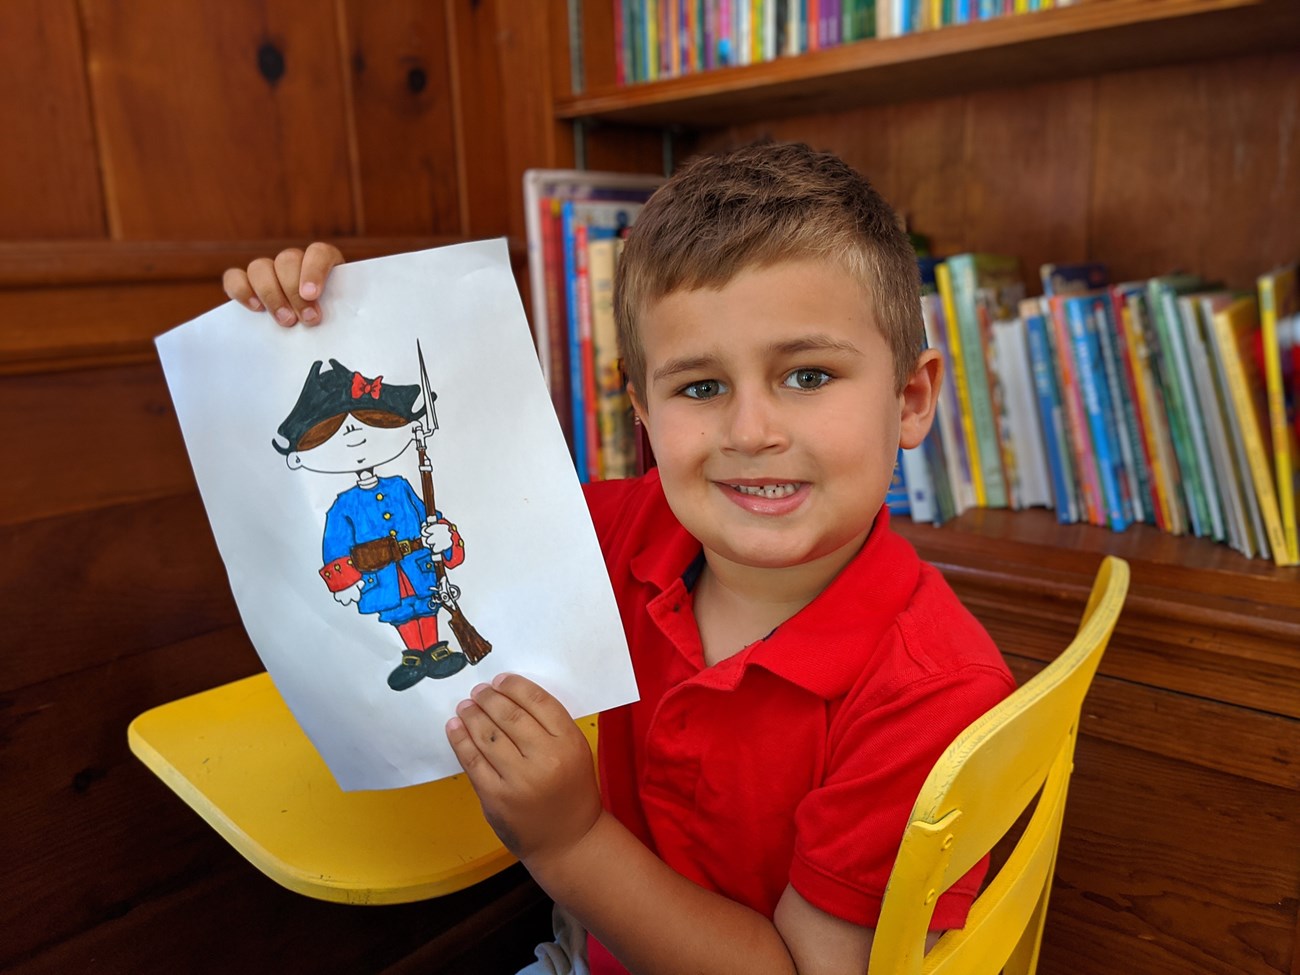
[789,657,1015,930]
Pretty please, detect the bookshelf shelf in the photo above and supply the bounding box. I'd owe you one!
[557,0,1300,128]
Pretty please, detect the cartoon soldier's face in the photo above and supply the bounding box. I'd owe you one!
[287,413,419,474]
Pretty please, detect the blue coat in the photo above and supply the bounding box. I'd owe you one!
[319,475,461,624]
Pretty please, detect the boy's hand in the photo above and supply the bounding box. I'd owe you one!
[447,674,602,865]
[421,519,454,554]
[222,242,344,326]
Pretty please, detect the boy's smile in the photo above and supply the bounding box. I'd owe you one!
[631,259,938,591]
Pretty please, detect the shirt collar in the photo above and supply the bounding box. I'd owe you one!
[627,474,920,700]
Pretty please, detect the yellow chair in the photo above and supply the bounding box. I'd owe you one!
[128,672,598,904]
[869,555,1130,975]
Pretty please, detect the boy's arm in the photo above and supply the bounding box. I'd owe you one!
[448,674,877,975]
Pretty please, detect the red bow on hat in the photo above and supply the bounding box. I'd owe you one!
[351,372,383,400]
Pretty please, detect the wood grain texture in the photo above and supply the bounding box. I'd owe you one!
[0,0,105,237]
[341,0,462,235]
[81,0,356,239]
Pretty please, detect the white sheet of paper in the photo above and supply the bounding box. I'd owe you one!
[156,239,637,791]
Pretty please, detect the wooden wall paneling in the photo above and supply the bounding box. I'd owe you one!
[340,0,462,235]
[1041,737,1299,975]
[445,0,509,239]
[1089,61,1213,285]
[0,627,261,967]
[0,0,105,238]
[80,0,357,239]
[958,79,1094,286]
[1199,52,1300,290]
[0,363,196,528]
[0,281,223,374]
[1,493,239,694]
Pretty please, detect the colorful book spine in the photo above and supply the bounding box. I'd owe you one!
[936,261,985,506]
[1092,294,1147,525]
[1125,289,1186,535]
[1108,283,1161,528]
[1048,295,1104,526]
[921,291,975,513]
[1258,266,1300,563]
[1023,299,1079,523]
[1064,294,1129,531]
[1168,293,1225,541]
[560,201,589,481]
[1147,277,1210,537]
[1210,296,1295,565]
[947,254,1016,508]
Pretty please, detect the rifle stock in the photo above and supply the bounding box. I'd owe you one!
[418,439,491,664]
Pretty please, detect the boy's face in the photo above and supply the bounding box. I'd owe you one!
[629,259,938,575]
[288,414,418,474]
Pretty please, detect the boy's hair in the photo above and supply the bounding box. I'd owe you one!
[615,141,923,394]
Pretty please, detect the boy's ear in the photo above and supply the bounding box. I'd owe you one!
[287,453,305,470]
[626,383,647,425]
[898,349,942,450]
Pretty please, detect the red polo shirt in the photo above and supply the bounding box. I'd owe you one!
[583,471,1015,974]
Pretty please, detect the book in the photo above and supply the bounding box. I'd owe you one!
[1200,292,1268,559]
[522,169,664,476]
[1167,291,1226,542]
[1123,288,1187,535]
[1181,292,1252,555]
[1258,265,1300,563]
[1047,294,1105,526]
[1107,282,1161,529]
[588,236,636,479]
[1146,274,1212,537]
[1022,297,1080,523]
[1209,295,1295,565]
[1062,293,1130,531]
[921,289,976,514]
[945,253,1025,509]
[991,316,1052,509]
[936,261,986,506]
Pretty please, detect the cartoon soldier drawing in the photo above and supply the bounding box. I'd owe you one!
[272,352,490,691]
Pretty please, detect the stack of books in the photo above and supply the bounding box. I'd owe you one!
[613,0,1077,84]
[895,255,1300,566]
[524,169,665,483]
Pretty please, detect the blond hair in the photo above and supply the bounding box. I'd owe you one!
[615,141,922,395]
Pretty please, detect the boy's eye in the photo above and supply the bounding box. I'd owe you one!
[681,379,726,400]
[784,368,832,390]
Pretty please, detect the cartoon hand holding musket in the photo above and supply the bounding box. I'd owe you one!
[272,344,490,691]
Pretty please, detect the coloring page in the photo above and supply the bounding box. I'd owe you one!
[156,239,637,790]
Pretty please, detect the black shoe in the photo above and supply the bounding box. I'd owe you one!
[387,650,429,691]
[425,641,469,680]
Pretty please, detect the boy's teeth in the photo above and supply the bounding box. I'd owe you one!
[733,483,797,499]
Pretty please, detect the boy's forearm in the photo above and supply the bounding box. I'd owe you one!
[524,810,798,975]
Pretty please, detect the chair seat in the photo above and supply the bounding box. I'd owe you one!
[128,671,599,905]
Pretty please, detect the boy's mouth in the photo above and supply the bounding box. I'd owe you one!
[726,482,800,499]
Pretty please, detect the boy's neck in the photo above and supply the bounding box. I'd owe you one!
[693,532,868,667]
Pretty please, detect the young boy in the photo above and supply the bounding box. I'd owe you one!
[224,141,1014,974]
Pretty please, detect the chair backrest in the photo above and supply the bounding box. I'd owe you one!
[868,556,1130,975]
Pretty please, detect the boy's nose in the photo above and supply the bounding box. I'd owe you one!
[721,389,787,455]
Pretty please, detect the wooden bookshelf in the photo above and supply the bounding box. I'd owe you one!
[550,3,1300,973]
[558,0,1300,127]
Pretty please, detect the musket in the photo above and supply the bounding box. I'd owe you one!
[414,340,491,665]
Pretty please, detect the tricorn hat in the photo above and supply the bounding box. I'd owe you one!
[271,358,430,456]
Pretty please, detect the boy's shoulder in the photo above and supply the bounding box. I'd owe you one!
[582,469,693,576]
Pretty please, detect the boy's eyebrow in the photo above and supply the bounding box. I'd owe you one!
[767,334,864,357]
[652,354,723,384]
[651,335,864,384]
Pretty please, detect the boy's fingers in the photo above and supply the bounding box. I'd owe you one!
[469,683,547,748]
[272,248,322,325]
[246,257,299,327]
[454,697,523,767]
[489,674,575,739]
[298,241,345,303]
[446,715,501,783]
[221,268,262,310]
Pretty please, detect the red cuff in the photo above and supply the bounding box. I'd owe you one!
[441,522,466,570]
[320,556,362,591]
